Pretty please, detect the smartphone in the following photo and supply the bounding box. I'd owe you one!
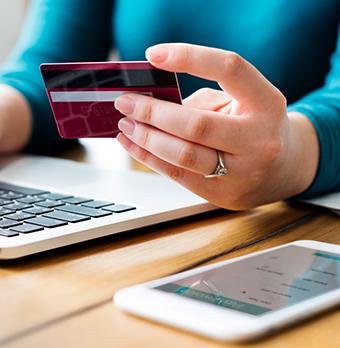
[114,240,340,342]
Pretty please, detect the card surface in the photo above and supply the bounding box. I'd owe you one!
[40,62,182,138]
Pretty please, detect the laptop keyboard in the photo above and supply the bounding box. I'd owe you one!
[0,182,136,238]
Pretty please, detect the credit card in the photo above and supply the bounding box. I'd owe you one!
[40,61,182,138]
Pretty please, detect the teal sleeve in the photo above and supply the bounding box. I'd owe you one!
[0,0,114,154]
[288,24,340,198]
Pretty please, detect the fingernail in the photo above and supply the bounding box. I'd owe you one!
[118,118,135,136]
[115,96,135,115]
[146,46,169,63]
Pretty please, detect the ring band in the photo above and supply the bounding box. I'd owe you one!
[204,150,228,178]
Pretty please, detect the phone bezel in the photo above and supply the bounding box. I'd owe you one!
[114,240,340,341]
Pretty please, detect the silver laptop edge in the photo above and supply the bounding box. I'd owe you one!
[0,155,216,259]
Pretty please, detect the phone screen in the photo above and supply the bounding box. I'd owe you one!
[156,245,340,316]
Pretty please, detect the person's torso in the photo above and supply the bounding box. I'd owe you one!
[112,0,340,101]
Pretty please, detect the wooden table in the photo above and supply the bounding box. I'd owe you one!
[1,139,340,348]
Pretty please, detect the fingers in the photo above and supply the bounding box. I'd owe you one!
[183,88,231,111]
[115,93,245,154]
[146,43,281,110]
[116,133,231,201]
[117,132,203,186]
[117,117,218,175]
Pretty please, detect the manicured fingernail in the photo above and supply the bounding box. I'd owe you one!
[146,46,169,63]
[115,96,135,115]
[118,118,135,135]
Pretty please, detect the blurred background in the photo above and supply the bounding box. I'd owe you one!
[0,0,145,172]
[0,0,26,64]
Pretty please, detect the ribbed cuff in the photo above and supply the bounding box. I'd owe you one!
[288,103,340,199]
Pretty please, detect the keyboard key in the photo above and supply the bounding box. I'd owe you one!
[102,204,136,213]
[5,202,33,211]
[81,200,113,209]
[28,216,68,228]
[0,198,11,206]
[0,229,19,237]
[0,207,12,216]
[0,182,48,196]
[0,219,22,228]
[24,206,53,215]
[10,224,44,234]
[62,197,93,205]
[44,210,90,223]
[36,200,65,208]
[17,196,45,204]
[6,212,35,221]
[41,193,73,201]
[1,192,24,200]
[56,204,112,218]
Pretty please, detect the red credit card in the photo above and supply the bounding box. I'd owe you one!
[40,61,182,138]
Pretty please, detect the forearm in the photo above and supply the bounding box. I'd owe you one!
[0,85,31,153]
[286,111,319,196]
[0,0,113,154]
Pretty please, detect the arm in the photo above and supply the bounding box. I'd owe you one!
[0,85,31,153]
[288,23,340,198]
[0,0,114,154]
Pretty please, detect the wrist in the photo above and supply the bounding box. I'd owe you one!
[285,111,319,196]
[0,85,32,153]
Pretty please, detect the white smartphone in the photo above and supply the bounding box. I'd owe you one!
[114,240,340,342]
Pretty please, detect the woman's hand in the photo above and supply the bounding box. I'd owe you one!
[115,43,319,210]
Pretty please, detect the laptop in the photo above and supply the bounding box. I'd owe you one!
[302,192,340,216]
[0,155,216,259]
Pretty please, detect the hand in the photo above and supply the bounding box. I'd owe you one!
[115,43,319,210]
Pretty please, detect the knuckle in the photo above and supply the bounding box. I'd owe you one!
[272,90,287,116]
[224,51,243,76]
[263,139,284,162]
[139,100,153,124]
[187,115,210,140]
[166,165,183,181]
[177,145,197,168]
[140,128,151,148]
[136,146,151,163]
[246,168,266,187]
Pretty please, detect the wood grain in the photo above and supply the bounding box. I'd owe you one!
[1,140,338,347]
[0,202,314,344]
[5,211,340,348]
